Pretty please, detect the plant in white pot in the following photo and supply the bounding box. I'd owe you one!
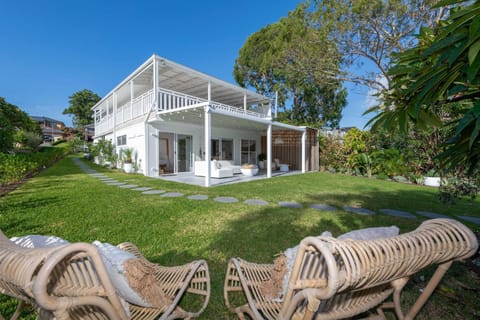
[122,148,134,173]
[423,170,441,187]
[240,163,258,176]
[257,153,266,169]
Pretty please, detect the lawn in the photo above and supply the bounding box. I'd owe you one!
[1,155,479,319]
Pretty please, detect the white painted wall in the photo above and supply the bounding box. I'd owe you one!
[115,121,146,174]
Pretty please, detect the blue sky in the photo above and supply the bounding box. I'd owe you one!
[0,0,372,128]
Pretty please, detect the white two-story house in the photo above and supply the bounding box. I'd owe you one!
[92,54,318,187]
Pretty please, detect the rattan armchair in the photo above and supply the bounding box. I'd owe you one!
[0,230,210,320]
[224,219,478,320]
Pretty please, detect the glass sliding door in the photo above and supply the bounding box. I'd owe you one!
[177,134,192,172]
[241,139,256,164]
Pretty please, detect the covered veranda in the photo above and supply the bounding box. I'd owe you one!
[156,168,302,187]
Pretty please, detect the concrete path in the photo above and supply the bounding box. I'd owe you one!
[71,158,480,225]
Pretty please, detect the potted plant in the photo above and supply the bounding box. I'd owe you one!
[240,163,259,176]
[423,170,441,187]
[257,153,266,169]
[122,148,134,173]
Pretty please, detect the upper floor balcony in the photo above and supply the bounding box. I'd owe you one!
[92,55,272,137]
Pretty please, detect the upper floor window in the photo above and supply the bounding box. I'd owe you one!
[117,135,127,146]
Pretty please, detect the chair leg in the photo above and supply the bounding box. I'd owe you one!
[404,261,453,320]
[8,300,26,320]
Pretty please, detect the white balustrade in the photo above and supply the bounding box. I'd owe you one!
[95,87,269,136]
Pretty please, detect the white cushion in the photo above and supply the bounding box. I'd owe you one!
[10,235,70,248]
[93,241,153,307]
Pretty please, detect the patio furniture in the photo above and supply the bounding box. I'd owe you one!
[194,160,234,178]
[279,164,289,172]
[0,230,210,320]
[224,219,478,320]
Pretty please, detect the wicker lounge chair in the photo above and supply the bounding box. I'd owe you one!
[0,230,210,320]
[224,218,478,320]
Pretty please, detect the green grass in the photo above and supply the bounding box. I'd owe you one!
[1,155,479,319]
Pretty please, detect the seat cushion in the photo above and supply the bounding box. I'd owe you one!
[93,241,171,307]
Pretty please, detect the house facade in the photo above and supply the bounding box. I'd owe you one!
[31,116,66,142]
[92,55,318,186]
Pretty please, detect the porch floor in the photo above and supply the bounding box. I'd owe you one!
[156,169,302,187]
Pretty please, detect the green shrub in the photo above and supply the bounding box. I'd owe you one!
[0,145,70,186]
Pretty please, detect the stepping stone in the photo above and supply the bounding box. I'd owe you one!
[118,184,138,189]
[416,211,449,219]
[131,187,152,191]
[343,206,376,216]
[161,192,184,198]
[142,190,166,195]
[188,195,209,201]
[310,204,337,211]
[379,209,416,219]
[105,182,125,186]
[214,197,238,203]
[457,216,480,225]
[100,178,117,182]
[278,201,303,209]
[244,199,269,206]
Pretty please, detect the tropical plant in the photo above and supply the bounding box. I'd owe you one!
[122,148,133,164]
[368,0,480,173]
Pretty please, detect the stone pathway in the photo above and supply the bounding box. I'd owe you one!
[142,190,165,195]
[188,195,208,201]
[244,199,269,206]
[379,209,417,219]
[161,192,184,198]
[71,158,480,225]
[343,206,376,216]
[278,201,303,209]
[214,197,238,203]
[310,204,337,211]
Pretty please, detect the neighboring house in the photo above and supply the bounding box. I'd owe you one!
[31,116,66,142]
[83,124,95,142]
[320,127,357,143]
[92,55,318,186]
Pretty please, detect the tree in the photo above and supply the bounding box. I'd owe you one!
[312,0,447,95]
[234,3,347,127]
[63,89,100,129]
[0,97,40,152]
[369,0,480,172]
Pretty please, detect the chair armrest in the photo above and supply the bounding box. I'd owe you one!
[32,242,128,320]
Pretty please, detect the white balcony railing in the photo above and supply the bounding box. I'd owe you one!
[94,87,270,136]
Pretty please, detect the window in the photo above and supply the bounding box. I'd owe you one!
[117,135,127,146]
[221,139,233,160]
[211,138,234,160]
[241,139,256,164]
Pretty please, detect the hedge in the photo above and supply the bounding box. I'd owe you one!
[0,144,70,186]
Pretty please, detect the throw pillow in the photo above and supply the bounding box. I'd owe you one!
[93,241,171,308]
[261,227,399,300]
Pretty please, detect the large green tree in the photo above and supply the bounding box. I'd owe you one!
[369,0,480,171]
[0,97,40,152]
[234,3,347,128]
[63,89,100,129]
[313,0,447,94]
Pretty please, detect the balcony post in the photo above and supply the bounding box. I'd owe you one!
[130,80,134,119]
[267,123,272,178]
[204,81,212,187]
[302,129,306,173]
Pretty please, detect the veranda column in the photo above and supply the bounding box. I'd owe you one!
[204,81,212,187]
[267,123,272,178]
[301,129,306,173]
[130,80,134,120]
[244,92,247,111]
